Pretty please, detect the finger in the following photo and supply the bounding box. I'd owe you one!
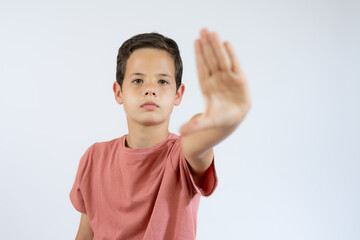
[224,41,241,74]
[194,39,210,80]
[210,32,232,71]
[200,28,219,74]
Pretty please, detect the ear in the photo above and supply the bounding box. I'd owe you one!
[113,81,123,105]
[174,84,185,106]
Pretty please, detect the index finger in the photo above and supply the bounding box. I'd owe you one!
[224,41,241,74]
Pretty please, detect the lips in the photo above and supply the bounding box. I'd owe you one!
[141,101,159,110]
[141,101,159,107]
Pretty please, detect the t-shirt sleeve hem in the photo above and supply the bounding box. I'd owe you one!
[69,189,87,214]
[184,156,218,197]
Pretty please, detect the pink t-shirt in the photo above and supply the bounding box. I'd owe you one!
[69,133,218,240]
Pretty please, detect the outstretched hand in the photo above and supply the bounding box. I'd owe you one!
[179,28,252,135]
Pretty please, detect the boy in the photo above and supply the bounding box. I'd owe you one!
[70,28,251,240]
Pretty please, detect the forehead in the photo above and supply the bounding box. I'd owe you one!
[125,48,175,78]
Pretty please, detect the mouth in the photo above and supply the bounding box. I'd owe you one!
[141,101,159,110]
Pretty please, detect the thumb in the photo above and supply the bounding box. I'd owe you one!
[179,113,213,135]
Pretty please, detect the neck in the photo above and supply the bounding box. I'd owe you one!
[125,121,171,149]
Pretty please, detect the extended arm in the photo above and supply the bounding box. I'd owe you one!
[180,29,251,183]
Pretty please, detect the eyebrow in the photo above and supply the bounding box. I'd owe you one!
[130,72,172,78]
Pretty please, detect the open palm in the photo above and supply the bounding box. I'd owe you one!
[180,28,252,135]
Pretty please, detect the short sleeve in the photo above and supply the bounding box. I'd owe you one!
[69,144,93,214]
[176,137,218,197]
[182,152,218,197]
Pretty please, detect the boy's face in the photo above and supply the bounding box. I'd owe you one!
[113,48,185,127]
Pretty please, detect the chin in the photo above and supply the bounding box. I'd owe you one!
[137,117,166,126]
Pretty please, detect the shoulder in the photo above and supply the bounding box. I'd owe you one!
[164,133,183,151]
[91,136,122,154]
[77,137,122,169]
[168,132,182,144]
[77,137,122,174]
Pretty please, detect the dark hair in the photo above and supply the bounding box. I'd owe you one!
[116,32,183,92]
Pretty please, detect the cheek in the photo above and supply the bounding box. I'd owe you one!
[122,92,137,108]
[162,92,177,108]
[161,87,177,98]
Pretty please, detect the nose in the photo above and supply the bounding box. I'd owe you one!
[145,89,156,96]
[144,82,158,97]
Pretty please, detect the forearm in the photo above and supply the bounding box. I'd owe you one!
[181,122,239,159]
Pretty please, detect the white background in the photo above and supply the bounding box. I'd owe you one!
[1,0,359,239]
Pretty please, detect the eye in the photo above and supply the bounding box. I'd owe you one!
[132,79,143,84]
[158,80,169,85]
